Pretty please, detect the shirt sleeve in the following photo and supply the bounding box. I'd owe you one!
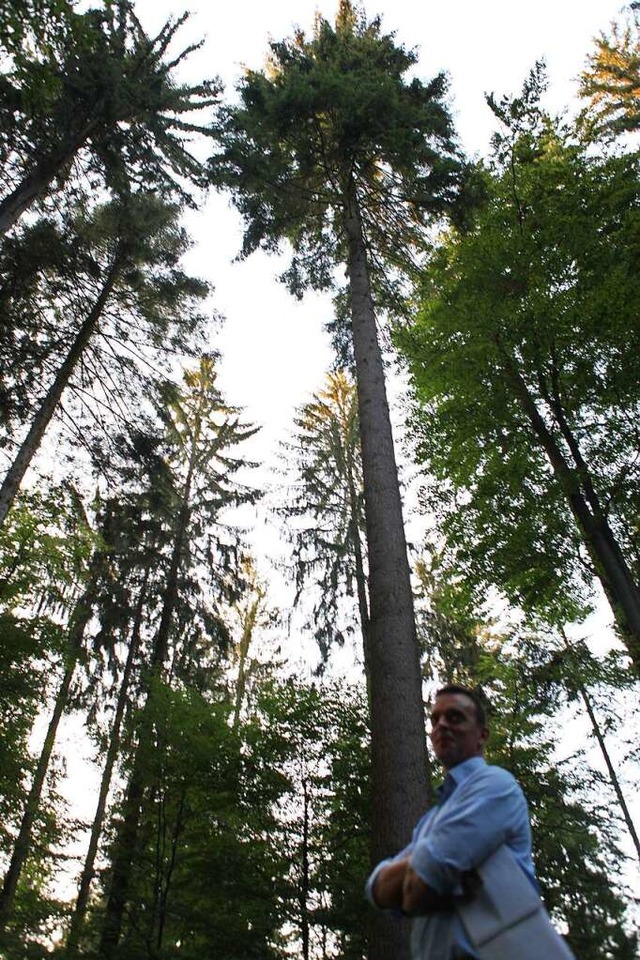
[409,766,528,895]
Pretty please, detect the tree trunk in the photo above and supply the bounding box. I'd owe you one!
[232,596,260,733]
[300,777,311,960]
[347,469,372,692]
[0,254,121,529]
[0,118,100,237]
[579,682,640,862]
[0,574,97,930]
[66,571,149,958]
[502,351,640,675]
[155,785,187,955]
[559,632,640,863]
[343,189,427,960]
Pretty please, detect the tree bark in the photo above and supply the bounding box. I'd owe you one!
[0,117,101,237]
[502,351,640,675]
[343,189,427,960]
[0,254,121,529]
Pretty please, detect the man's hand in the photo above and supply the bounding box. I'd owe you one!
[371,857,410,909]
[402,867,453,916]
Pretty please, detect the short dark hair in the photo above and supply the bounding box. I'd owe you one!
[435,685,487,728]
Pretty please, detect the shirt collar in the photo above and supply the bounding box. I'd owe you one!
[447,755,486,787]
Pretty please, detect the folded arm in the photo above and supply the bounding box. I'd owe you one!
[371,857,454,915]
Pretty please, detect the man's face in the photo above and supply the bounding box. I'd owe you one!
[429,692,488,770]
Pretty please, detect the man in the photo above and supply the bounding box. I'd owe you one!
[365,685,546,960]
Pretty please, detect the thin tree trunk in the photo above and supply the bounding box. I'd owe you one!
[501,350,640,674]
[98,747,146,959]
[347,470,371,691]
[0,118,100,237]
[343,189,427,960]
[300,777,310,960]
[232,597,259,734]
[66,571,149,957]
[155,785,187,955]
[0,574,97,930]
[559,631,640,863]
[578,684,640,863]
[0,254,121,528]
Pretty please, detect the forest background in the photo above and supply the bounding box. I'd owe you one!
[1,0,639,959]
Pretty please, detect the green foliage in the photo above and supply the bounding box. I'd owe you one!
[0,0,220,221]
[253,678,371,960]
[400,99,640,628]
[0,484,100,947]
[210,0,468,310]
[90,681,288,960]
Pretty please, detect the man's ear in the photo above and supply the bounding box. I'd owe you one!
[479,726,489,748]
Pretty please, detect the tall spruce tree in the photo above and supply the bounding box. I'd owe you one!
[98,357,258,958]
[210,10,470,953]
[278,371,369,672]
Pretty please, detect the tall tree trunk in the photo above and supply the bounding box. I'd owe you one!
[502,350,640,675]
[66,571,149,958]
[0,254,121,528]
[0,118,100,237]
[0,573,97,930]
[343,190,427,960]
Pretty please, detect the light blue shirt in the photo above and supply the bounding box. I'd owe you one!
[365,757,538,959]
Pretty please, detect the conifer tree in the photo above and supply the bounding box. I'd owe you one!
[0,1,219,235]
[98,358,258,958]
[279,371,369,672]
[211,11,470,951]
[579,6,640,137]
[0,192,209,528]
